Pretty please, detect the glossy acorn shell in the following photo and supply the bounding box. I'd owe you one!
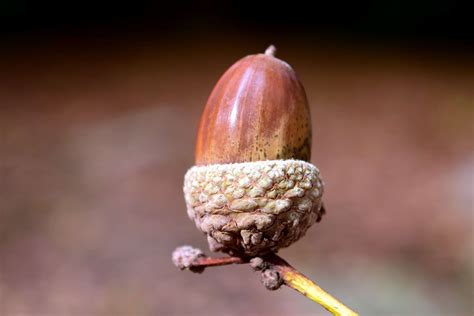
[195,52,312,165]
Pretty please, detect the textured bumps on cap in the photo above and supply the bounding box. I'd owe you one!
[183,159,324,256]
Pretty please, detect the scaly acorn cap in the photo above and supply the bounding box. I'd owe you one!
[185,46,324,256]
[184,160,324,256]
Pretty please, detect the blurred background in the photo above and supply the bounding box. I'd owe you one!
[1,1,473,315]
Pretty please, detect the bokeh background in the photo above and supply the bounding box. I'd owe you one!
[1,1,473,315]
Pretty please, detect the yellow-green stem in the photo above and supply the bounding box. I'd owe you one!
[173,246,358,316]
[281,268,358,316]
[262,253,358,316]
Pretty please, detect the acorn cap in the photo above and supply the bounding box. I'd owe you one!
[184,160,324,256]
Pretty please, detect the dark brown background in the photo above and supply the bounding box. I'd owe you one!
[1,2,473,315]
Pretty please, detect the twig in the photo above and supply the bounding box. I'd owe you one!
[258,253,358,316]
[172,246,358,316]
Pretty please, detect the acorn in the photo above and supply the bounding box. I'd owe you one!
[184,46,325,257]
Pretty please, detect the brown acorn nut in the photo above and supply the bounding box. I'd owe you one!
[184,46,325,257]
[195,46,312,165]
